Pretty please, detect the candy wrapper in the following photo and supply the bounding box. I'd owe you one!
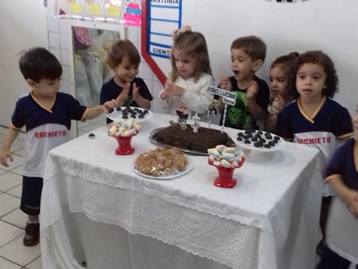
[207,145,245,168]
[108,118,141,137]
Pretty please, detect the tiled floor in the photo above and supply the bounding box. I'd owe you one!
[0,115,105,269]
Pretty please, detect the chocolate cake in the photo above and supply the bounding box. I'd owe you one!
[152,124,234,153]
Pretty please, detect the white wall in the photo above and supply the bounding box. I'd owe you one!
[1,0,357,128]
[153,0,358,115]
[0,1,48,127]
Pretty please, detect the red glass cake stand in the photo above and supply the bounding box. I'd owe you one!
[113,134,137,155]
[208,158,245,188]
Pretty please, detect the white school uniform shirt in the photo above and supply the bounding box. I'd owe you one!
[11,91,87,178]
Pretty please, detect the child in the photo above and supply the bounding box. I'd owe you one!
[274,50,353,254]
[217,35,270,130]
[159,26,214,119]
[265,52,298,132]
[0,47,118,246]
[100,39,153,124]
[316,105,358,269]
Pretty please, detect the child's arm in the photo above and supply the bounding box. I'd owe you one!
[158,87,176,114]
[161,80,183,97]
[327,175,358,218]
[132,82,151,109]
[265,113,278,133]
[114,83,131,107]
[84,99,118,120]
[246,80,265,120]
[0,126,20,167]
[161,74,214,114]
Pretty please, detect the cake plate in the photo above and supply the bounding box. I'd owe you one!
[149,127,235,156]
[149,127,208,156]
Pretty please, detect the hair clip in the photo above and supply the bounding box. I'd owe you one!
[289,52,299,57]
[171,25,192,40]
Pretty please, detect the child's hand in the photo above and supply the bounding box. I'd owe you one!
[164,80,184,97]
[132,83,140,101]
[270,95,284,114]
[219,77,232,90]
[102,99,118,113]
[348,191,358,218]
[160,80,172,99]
[246,80,258,99]
[0,148,13,167]
[118,82,130,102]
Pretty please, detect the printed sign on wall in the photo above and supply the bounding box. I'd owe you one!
[55,0,122,21]
[147,0,182,59]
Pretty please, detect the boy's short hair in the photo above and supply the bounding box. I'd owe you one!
[231,35,267,62]
[106,39,140,68]
[19,47,62,83]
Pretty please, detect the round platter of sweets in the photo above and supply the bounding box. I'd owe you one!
[231,129,285,153]
[106,106,153,123]
[133,147,193,180]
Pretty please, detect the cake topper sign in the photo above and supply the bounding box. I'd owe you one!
[207,86,237,133]
[207,86,237,106]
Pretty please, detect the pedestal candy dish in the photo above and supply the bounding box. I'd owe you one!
[208,145,245,188]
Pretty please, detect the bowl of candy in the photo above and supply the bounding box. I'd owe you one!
[208,145,245,188]
[108,119,141,155]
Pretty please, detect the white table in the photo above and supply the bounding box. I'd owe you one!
[40,113,321,269]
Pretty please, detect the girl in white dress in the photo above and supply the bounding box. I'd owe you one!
[159,25,214,119]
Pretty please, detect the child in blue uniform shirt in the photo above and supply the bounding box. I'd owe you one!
[274,51,353,255]
[317,105,358,268]
[0,47,118,246]
[100,39,153,124]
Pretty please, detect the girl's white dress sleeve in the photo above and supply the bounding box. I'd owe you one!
[158,73,214,116]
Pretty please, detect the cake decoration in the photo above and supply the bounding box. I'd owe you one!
[208,145,245,168]
[191,113,201,133]
[179,122,188,130]
[207,86,237,133]
[108,118,141,137]
[176,105,188,123]
[207,99,219,128]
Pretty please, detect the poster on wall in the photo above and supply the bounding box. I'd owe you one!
[54,0,142,25]
[123,0,142,26]
[147,0,182,59]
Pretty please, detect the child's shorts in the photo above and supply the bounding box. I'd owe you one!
[20,176,43,215]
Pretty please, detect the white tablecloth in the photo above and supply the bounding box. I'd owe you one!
[40,113,321,269]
